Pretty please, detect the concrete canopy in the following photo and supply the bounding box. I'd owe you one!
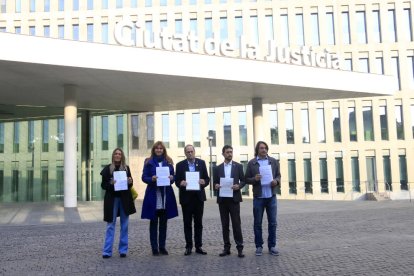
[0,32,395,121]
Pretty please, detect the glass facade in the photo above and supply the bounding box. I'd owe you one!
[0,0,412,203]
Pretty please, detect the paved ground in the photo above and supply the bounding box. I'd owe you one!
[0,199,413,275]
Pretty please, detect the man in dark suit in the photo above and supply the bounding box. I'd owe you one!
[213,145,245,258]
[175,144,210,256]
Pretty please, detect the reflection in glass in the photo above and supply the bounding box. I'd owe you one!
[379,106,388,140]
[332,107,341,142]
[301,109,310,143]
[363,106,374,141]
[319,158,328,193]
[351,157,360,192]
[348,107,357,141]
[303,158,312,194]
[288,158,296,194]
[286,109,294,144]
[162,114,169,148]
[192,113,200,147]
[269,110,278,145]
[223,112,232,146]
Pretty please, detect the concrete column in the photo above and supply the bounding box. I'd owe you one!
[64,85,77,208]
[252,97,264,144]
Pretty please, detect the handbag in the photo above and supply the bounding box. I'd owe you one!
[131,186,138,200]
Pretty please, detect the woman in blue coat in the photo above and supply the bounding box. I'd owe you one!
[141,141,178,256]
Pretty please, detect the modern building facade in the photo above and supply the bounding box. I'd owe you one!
[0,0,412,203]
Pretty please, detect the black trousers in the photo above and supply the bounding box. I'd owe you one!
[181,195,204,249]
[218,198,243,250]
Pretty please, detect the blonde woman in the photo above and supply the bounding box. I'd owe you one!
[101,148,136,258]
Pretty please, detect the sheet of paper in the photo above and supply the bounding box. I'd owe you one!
[156,166,170,186]
[219,177,234,198]
[113,171,128,191]
[185,171,200,191]
[259,165,273,186]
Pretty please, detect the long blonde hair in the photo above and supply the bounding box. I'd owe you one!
[109,148,127,174]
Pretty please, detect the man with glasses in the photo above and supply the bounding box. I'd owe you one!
[245,141,281,256]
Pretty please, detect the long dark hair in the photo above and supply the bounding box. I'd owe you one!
[254,141,268,157]
[146,141,173,165]
[109,147,127,174]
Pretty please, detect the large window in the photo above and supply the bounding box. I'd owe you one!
[44,0,50,11]
[0,123,4,153]
[30,0,36,12]
[320,157,328,193]
[363,106,374,141]
[295,14,304,46]
[58,25,64,39]
[372,10,382,43]
[348,107,357,141]
[28,121,34,152]
[57,118,64,152]
[58,0,64,11]
[1,0,6,13]
[177,113,185,148]
[335,157,344,192]
[326,12,335,45]
[73,0,79,11]
[388,9,397,42]
[265,15,274,41]
[13,122,19,153]
[351,157,360,192]
[356,11,367,44]
[317,108,326,143]
[72,24,79,41]
[250,15,259,45]
[207,112,216,147]
[102,116,108,150]
[303,158,312,194]
[280,14,289,46]
[235,16,243,49]
[285,109,294,144]
[161,114,169,148]
[403,8,413,41]
[342,11,351,44]
[375,57,384,74]
[288,158,297,194]
[146,114,154,149]
[359,58,369,73]
[102,0,108,9]
[269,110,279,144]
[15,0,21,12]
[332,107,341,142]
[395,105,404,140]
[87,24,93,42]
[116,115,123,148]
[383,156,392,191]
[192,113,200,147]
[42,120,49,152]
[238,111,247,146]
[101,23,108,44]
[223,112,232,146]
[399,155,408,190]
[379,106,388,140]
[220,17,228,41]
[131,115,139,149]
[310,13,320,46]
[391,56,401,90]
[301,109,310,143]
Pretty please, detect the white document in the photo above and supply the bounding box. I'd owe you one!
[219,177,234,198]
[156,166,170,186]
[259,165,273,186]
[113,171,128,191]
[186,171,200,191]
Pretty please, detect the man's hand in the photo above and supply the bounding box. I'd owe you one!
[180,180,187,187]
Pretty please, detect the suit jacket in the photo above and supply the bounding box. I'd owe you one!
[213,161,245,203]
[175,158,210,205]
[245,156,281,198]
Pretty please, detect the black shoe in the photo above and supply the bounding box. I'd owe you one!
[237,250,245,258]
[159,248,169,255]
[195,247,207,255]
[120,253,126,258]
[152,249,160,256]
[219,249,231,257]
[102,255,111,259]
[184,248,192,256]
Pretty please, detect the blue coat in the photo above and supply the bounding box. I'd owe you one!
[141,158,178,220]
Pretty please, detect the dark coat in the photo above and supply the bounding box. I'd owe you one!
[213,161,245,203]
[141,157,178,220]
[175,158,210,205]
[101,165,137,223]
[245,156,281,198]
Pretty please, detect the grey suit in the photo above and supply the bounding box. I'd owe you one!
[213,161,245,251]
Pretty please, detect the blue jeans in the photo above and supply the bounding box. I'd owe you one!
[253,196,277,249]
[150,209,168,250]
[103,197,129,256]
